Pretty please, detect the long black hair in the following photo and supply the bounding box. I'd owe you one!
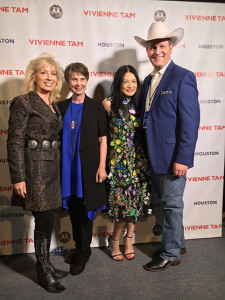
[110,65,141,117]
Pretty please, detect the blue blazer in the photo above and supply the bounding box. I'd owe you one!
[140,61,200,174]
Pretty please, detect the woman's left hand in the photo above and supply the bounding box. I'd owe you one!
[96,167,107,183]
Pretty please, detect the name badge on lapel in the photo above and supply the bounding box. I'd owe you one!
[160,90,173,95]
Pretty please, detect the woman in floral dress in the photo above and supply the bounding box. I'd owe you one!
[102,65,152,261]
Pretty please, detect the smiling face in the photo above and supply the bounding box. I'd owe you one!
[146,39,173,72]
[35,64,57,94]
[121,72,138,97]
[69,72,88,97]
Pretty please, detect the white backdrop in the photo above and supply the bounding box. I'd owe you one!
[0,0,224,255]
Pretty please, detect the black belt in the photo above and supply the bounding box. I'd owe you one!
[26,139,60,150]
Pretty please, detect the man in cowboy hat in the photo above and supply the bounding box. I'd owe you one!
[134,21,200,271]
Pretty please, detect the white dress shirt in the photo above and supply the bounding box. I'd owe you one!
[145,60,171,112]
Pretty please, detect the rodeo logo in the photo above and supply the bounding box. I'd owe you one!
[154,10,166,22]
[59,231,71,244]
[49,5,63,19]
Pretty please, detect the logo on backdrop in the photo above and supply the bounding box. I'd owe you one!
[0,39,14,44]
[59,232,71,243]
[199,44,223,50]
[0,70,24,76]
[195,71,225,78]
[49,5,63,19]
[28,39,83,47]
[194,201,218,206]
[194,151,219,156]
[199,99,222,104]
[0,129,8,134]
[174,44,185,49]
[83,10,135,19]
[185,224,222,231]
[0,7,28,13]
[198,125,225,131]
[0,100,12,105]
[187,175,224,182]
[0,212,24,219]
[0,158,8,162]
[152,224,162,236]
[0,186,13,192]
[89,71,115,78]
[98,42,124,48]
[185,15,225,22]
[154,10,166,22]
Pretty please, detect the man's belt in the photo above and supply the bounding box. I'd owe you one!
[26,139,60,150]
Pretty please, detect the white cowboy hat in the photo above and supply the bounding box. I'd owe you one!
[134,21,184,47]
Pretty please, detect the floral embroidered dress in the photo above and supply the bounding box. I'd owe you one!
[106,97,152,223]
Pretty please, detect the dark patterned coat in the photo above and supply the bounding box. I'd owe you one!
[7,92,63,211]
[57,95,107,211]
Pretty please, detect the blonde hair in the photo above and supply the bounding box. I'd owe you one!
[23,53,62,103]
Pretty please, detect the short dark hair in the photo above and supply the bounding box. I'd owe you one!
[64,62,89,83]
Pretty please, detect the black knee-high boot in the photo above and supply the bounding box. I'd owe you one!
[34,230,66,293]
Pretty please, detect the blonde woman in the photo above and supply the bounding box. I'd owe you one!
[7,53,68,293]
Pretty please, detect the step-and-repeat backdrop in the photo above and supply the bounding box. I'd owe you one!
[0,0,224,255]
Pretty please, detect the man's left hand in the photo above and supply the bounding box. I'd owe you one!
[173,162,188,177]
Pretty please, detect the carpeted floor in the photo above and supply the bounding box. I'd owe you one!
[0,217,225,300]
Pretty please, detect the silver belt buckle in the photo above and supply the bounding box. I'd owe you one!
[28,139,38,149]
[42,140,51,150]
[52,141,59,150]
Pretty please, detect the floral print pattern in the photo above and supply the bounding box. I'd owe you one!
[106,97,152,223]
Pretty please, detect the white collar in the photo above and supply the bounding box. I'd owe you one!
[151,60,171,77]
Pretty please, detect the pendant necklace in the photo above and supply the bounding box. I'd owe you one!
[70,101,83,155]
[70,101,82,130]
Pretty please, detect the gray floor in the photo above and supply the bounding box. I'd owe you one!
[0,218,225,300]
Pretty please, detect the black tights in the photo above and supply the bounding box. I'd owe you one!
[32,210,55,238]
[68,197,93,258]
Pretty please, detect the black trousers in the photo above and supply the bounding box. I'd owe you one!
[68,197,93,259]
